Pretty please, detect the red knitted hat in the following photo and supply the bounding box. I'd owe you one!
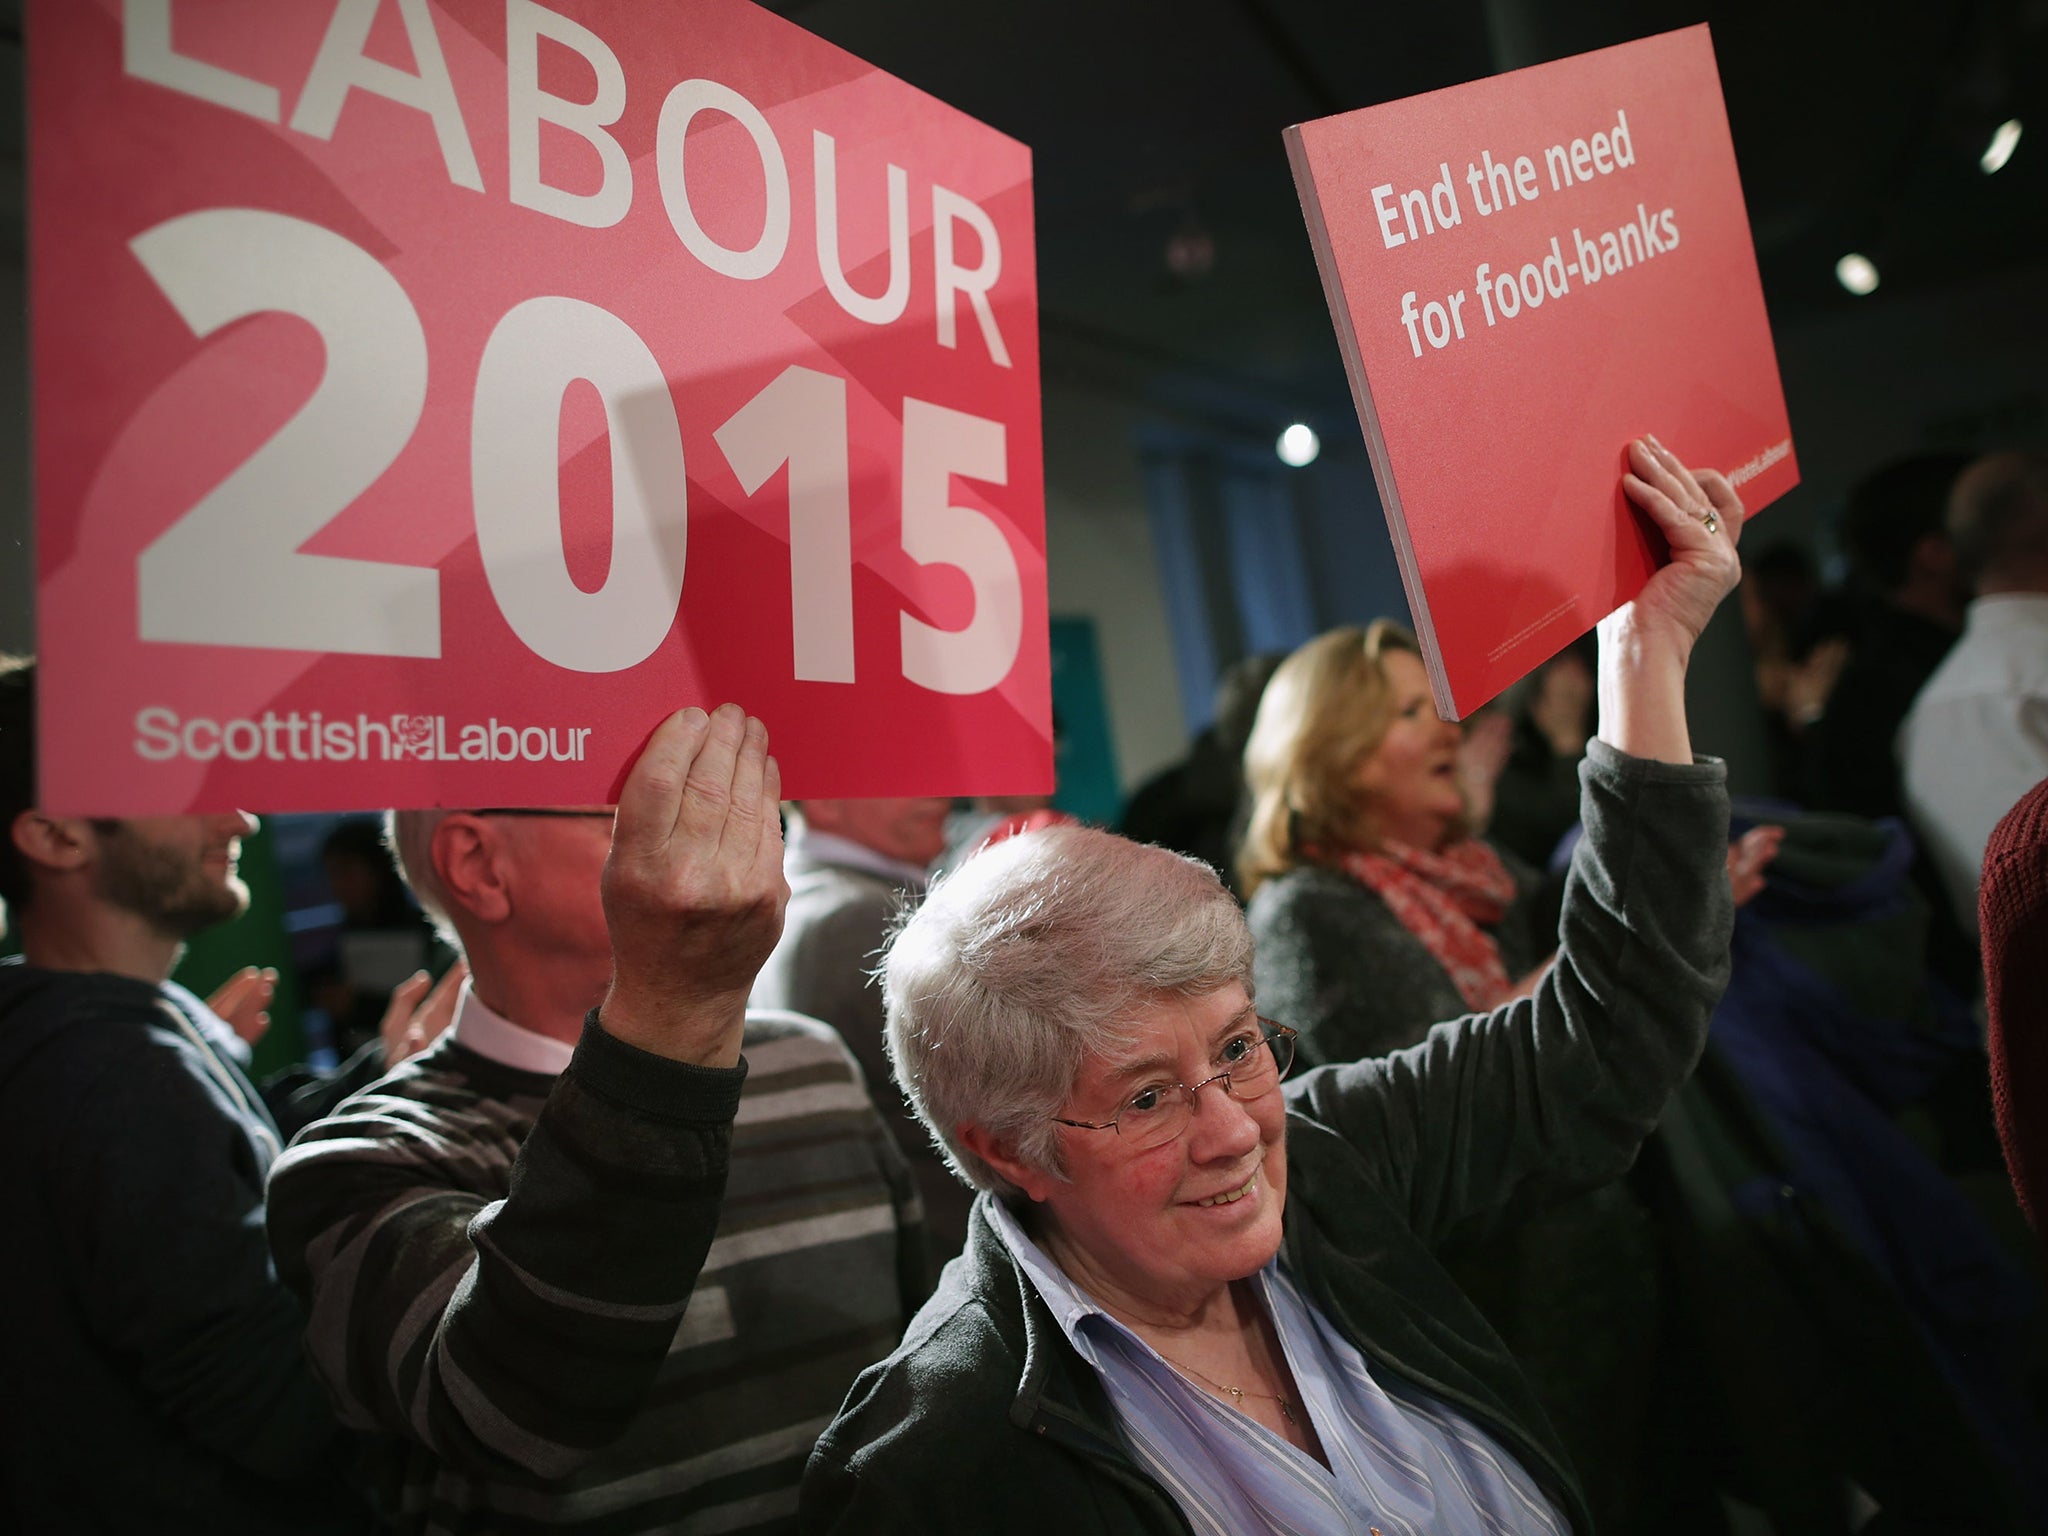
[1982,775,2048,1233]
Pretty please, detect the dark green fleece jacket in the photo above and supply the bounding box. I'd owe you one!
[800,742,1733,1536]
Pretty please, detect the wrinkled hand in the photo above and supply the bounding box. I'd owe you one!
[207,966,277,1047]
[598,704,787,1067]
[1727,824,1784,908]
[378,959,467,1067]
[1615,435,1745,659]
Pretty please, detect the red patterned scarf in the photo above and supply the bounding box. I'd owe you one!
[1316,837,1518,1011]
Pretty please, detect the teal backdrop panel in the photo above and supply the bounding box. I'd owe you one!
[1049,617,1123,828]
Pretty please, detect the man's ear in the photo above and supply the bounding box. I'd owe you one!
[11,810,93,879]
[956,1122,1056,1203]
[431,816,513,925]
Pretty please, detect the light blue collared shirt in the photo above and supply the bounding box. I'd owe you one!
[988,1201,1569,1536]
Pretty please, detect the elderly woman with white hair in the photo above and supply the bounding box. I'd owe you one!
[801,439,1744,1536]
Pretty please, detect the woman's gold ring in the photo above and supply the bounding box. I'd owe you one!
[1700,509,1720,536]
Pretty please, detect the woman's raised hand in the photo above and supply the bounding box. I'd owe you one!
[1617,434,1745,657]
[379,959,468,1067]
[1595,435,1746,765]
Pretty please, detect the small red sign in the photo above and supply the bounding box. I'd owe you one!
[1288,25,1795,718]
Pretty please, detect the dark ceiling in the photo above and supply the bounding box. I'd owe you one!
[0,0,2039,445]
[784,0,2048,438]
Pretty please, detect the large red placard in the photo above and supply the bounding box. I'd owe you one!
[30,0,1046,813]
[1288,25,1795,718]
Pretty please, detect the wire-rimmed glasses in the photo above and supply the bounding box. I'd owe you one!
[1051,1019,1298,1152]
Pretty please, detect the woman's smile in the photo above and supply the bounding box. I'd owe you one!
[1186,1168,1261,1210]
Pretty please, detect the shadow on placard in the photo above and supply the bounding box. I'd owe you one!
[1417,555,1587,720]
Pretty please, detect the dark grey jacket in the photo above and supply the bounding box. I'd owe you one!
[801,743,1733,1535]
[1248,839,1549,1068]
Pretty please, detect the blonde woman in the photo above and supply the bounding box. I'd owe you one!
[1241,625,1777,1068]
[1239,622,1554,1068]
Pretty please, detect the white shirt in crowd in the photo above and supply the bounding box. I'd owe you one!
[1899,592,2048,937]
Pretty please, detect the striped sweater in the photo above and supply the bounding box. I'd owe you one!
[266,1010,926,1535]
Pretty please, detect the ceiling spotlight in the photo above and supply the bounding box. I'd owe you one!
[1165,226,1216,278]
[1982,119,2022,175]
[1277,423,1320,467]
[1835,253,1880,296]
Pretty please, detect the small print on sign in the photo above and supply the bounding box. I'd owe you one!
[31,0,1050,814]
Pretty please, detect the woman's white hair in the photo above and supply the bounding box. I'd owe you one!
[884,823,1254,1200]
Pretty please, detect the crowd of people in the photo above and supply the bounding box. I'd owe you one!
[2,441,2045,1536]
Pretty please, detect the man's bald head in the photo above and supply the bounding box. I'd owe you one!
[379,808,617,1039]
[1950,452,2048,594]
[794,798,951,869]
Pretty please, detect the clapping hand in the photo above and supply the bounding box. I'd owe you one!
[1456,710,1514,833]
[207,966,278,1047]
[598,705,787,1068]
[1727,824,1784,907]
[378,960,468,1067]
[1530,651,1593,760]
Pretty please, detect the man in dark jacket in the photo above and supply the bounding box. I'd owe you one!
[0,656,364,1533]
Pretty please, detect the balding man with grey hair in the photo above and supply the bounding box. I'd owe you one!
[1900,451,2048,936]
[266,708,927,1535]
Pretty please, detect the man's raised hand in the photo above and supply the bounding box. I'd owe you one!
[597,705,787,1068]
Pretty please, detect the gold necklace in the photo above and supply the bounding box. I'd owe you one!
[1159,1354,1300,1425]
